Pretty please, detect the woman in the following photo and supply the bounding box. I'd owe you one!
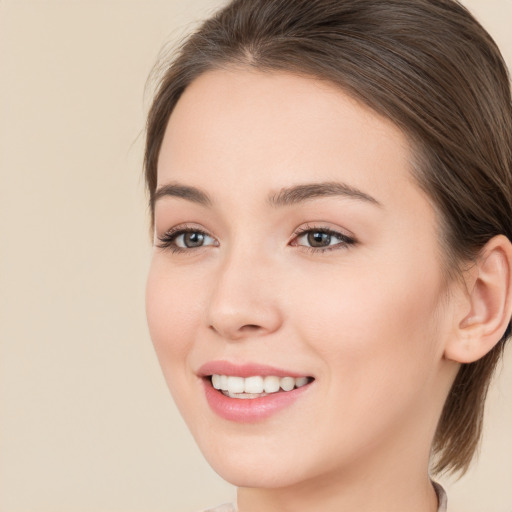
[144,1,512,510]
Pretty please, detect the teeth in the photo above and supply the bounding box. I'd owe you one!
[263,375,280,393]
[280,376,295,391]
[210,374,312,397]
[244,376,264,394]
[295,377,309,388]
[212,374,221,389]
[227,376,245,394]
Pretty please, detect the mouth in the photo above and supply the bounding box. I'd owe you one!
[207,374,314,399]
[198,361,315,421]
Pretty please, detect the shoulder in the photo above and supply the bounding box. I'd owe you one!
[198,504,237,512]
[197,486,448,512]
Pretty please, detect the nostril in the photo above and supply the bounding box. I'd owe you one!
[208,322,264,341]
[241,324,261,331]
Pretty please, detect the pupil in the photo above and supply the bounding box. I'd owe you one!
[308,231,330,247]
[185,232,204,247]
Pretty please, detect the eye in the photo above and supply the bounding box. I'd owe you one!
[291,225,356,252]
[156,226,218,253]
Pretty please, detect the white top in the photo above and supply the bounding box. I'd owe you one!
[201,481,448,512]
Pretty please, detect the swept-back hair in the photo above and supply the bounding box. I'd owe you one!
[144,0,512,475]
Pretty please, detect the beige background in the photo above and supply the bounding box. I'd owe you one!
[0,1,511,511]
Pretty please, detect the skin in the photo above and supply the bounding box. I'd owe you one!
[146,69,465,512]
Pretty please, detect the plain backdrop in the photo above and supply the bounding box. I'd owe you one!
[0,1,511,511]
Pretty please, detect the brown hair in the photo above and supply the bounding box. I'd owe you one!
[144,0,512,476]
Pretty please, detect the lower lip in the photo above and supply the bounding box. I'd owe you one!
[202,378,312,422]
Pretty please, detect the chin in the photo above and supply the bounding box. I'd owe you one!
[209,456,305,488]
[196,434,312,488]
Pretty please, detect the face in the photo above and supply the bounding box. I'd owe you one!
[146,69,457,489]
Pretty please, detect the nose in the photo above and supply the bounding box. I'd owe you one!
[206,247,283,341]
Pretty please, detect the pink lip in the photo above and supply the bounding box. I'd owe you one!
[198,360,314,423]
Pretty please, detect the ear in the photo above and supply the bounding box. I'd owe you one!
[444,235,512,364]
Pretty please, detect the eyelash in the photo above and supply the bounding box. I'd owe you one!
[156,224,356,254]
[292,224,356,253]
[156,226,214,254]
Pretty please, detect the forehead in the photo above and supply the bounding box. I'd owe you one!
[157,68,418,208]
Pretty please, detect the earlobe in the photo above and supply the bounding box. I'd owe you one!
[444,235,512,364]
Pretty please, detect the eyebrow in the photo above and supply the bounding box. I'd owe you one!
[268,181,382,208]
[152,181,381,209]
[152,183,212,209]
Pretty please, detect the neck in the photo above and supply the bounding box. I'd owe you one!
[237,468,439,512]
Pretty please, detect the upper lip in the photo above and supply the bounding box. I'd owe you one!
[198,360,312,379]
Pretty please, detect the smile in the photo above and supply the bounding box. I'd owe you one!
[198,361,315,421]
[211,374,312,398]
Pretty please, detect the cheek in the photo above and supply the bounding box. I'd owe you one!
[277,258,446,471]
[145,260,201,381]
[291,255,444,411]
